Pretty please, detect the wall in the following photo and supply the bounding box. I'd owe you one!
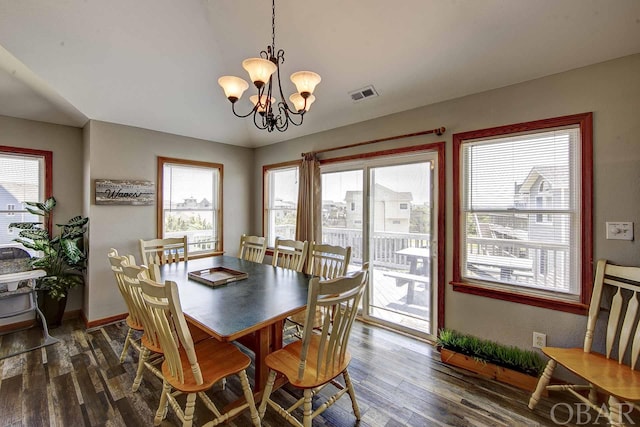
[0,115,84,324]
[83,121,253,323]
[253,54,640,353]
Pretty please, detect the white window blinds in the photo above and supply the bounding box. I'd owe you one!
[461,126,581,298]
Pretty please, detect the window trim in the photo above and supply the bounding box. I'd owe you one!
[262,160,301,250]
[157,156,224,257]
[0,145,53,232]
[451,113,593,315]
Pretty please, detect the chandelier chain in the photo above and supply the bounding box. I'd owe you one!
[271,0,276,53]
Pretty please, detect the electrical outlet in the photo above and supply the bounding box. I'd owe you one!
[533,332,546,348]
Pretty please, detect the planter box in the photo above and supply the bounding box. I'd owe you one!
[440,348,544,394]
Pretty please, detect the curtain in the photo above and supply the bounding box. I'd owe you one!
[295,153,321,244]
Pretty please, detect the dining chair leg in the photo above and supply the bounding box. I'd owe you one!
[119,328,133,363]
[154,380,171,426]
[528,359,556,410]
[132,346,149,392]
[238,370,262,426]
[182,392,197,427]
[343,369,361,420]
[302,388,313,427]
[258,370,277,419]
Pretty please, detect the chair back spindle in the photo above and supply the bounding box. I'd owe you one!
[139,237,188,268]
[239,234,267,263]
[272,238,308,272]
[307,242,351,279]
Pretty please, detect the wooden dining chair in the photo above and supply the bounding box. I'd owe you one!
[259,265,369,427]
[239,234,267,263]
[529,259,640,427]
[139,275,261,427]
[139,236,189,276]
[288,242,352,336]
[272,238,308,272]
[120,261,165,392]
[107,249,142,363]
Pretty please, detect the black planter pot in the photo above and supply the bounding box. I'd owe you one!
[37,290,68,329]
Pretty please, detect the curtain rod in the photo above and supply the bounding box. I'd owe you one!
[302,127,445,158]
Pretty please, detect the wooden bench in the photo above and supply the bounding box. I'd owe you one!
[383,271,429,305]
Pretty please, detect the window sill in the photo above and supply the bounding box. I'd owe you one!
[189,251,225,260]
[450,280,588,315]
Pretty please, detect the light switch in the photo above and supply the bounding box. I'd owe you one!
[606,222,633,240]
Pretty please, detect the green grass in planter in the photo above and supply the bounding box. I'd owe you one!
[437,328,546,377]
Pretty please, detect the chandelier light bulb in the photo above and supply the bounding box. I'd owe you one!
[250,94,276,113]
[290,71,321,97]
[242,58,277,88]
[218,76,249,102]
[289,93,315,112]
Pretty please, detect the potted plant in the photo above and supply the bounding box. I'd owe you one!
[9,197,88,327]
[437,328,547,392]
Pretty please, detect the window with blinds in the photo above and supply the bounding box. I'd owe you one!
[452,113,593,311]
[264,165,299,247]
[0,148,49,247]
[159,158,222,255]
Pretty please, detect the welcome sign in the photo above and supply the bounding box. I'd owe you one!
[95,179,155,205]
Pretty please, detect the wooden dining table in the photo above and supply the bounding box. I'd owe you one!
[158,255,310,391]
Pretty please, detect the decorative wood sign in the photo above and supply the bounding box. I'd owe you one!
[95,179,155,205]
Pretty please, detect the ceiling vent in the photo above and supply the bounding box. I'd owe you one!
[349,85,379,102]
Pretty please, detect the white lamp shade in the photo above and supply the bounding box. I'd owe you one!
[290,71,321,96]
[218,76,249,101]
[250,94,275,113]
[289,93,315,112]
[242,58,277,86]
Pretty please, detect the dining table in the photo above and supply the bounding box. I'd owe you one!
[157,255,311,392]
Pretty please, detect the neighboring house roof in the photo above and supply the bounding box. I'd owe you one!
[344,184,413,203]
[518,166,569,193]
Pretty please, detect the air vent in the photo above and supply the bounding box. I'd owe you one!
[349,85,379,102]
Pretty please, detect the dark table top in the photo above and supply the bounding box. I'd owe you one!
[158,256,311,341]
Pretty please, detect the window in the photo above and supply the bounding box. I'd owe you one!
[0,146,52,247]
[399,203,409,210]
[263,162,299,247]
[158,157,222,256]
[452,113,593,314]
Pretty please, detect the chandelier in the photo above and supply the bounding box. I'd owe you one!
[218,0,321,132]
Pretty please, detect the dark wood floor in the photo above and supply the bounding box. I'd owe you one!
[0,318,630,426]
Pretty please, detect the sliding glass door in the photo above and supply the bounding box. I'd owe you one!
[321,152,439,339]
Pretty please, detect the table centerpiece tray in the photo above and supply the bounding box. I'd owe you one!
[188,267,248,287]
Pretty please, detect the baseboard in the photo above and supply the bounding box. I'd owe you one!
[85,313,128,329]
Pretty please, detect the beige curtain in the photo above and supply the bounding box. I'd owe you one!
[295,153,321,244]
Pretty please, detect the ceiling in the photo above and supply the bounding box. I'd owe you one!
[0,1,639,148]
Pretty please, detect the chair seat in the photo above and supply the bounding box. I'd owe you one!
[265,335,351,389]
[125,315,144,331]
[287,307,325,330]
[543,347,640,401]
[162,338,251,393]
[141,334,163,354]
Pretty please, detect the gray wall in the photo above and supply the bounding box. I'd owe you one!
[83,121,253,322]
[0,115,84,324]
[253,54,640,352]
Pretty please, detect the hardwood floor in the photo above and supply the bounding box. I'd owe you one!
[0,318,634,426]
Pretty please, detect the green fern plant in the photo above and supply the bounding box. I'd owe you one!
[9,197,88,300]
[437,328,546,376]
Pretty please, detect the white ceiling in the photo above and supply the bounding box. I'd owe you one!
[0,0,639,148]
